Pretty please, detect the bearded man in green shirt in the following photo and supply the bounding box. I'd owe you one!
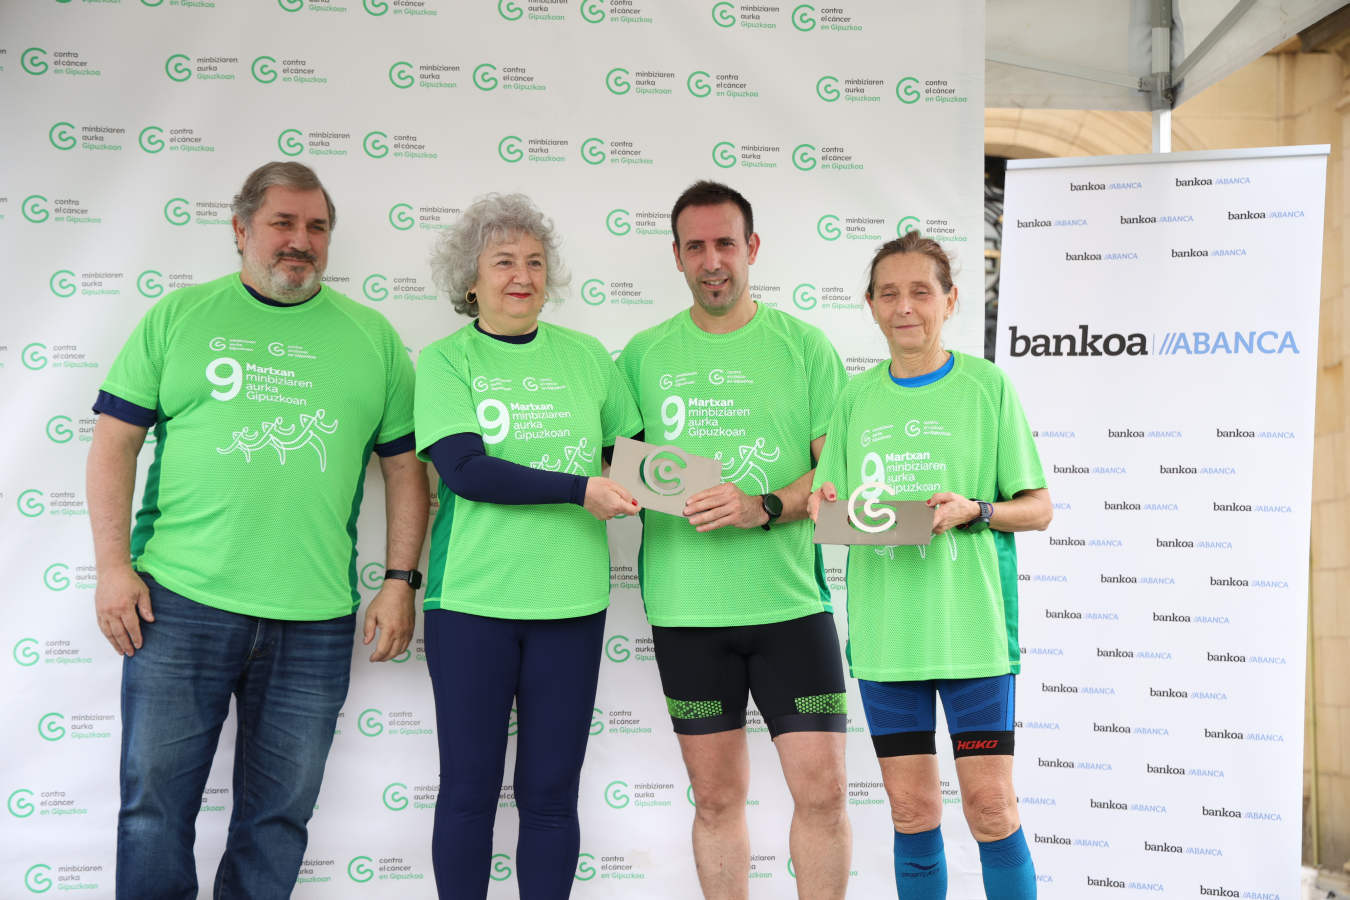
[617,181,851,900]
[86,161,428,899]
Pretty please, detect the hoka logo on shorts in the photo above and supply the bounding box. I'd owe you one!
[217,411,338,471]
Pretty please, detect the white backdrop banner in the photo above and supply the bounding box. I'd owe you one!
[0,2,987,898]
[999,147,1326,900]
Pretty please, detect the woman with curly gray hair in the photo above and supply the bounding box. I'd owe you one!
[414,192,643,899]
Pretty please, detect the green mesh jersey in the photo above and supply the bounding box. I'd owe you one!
[617,306,845,627]
[812,352,1046,681]
[101,274,416,620]
[416,322,642,619]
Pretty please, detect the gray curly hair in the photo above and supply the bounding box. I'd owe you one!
[431,193,569,317]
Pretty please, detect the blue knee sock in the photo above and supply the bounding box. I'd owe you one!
[893,827,947,899]
[977,826,1036,899]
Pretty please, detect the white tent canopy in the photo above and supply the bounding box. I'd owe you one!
[988,0,1347,111]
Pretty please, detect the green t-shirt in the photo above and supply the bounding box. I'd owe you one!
[813,352,1046,681]
[416,322,642,619]
[617,305,846,627]
[101,274,416,620]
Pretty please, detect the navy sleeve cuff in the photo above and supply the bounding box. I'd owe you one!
[92,390,157,428]
[374,432,416,457]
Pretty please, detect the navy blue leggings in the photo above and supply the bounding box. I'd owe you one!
[425,608,605,899]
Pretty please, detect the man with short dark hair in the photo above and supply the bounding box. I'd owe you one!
[87,161,428,898]
[617,180,851,899]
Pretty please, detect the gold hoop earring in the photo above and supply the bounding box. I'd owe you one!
[465,290,477,305]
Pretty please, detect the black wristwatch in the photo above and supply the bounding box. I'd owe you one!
[760,493,783,531]
[384,568,423,590]
[956,500,993,533]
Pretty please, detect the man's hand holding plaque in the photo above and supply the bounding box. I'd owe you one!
[609,436,724,517]
[808,481,933,546]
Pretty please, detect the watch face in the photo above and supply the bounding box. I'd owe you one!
[763,493,784,517]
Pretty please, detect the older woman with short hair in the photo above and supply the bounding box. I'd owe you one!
[415,193,642,899]
[810,232,1051,900]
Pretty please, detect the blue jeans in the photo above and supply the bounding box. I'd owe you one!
[117,576,354,899]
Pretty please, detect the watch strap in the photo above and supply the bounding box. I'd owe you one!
[384,568,423,590]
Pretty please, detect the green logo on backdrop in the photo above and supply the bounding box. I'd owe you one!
[143,0,167,6]
[605,634,630,662]
[687,70,711,97]
[389,203,414,230]
[575,854,596,881]
[8,790,35,818]
[896,77,920,104]
[22,48,49,76]
[581,279,606,305]
[25,864,52,894]
[251,56,277,83]
[360,562,384,589]
[498,135,523,163]
[278,129,304,157]
[605,67,631,95]
[711,2,735,27]
[347,857,374,882]
[48,123,76,151]
[382,782,408,810]
[363,0,388,15]
[363,131,389,158]
[507,706,518,736]
[712,141,736,168]
[389,61,414,88]
[357,708,383,736]
[604,780,630,808]
[137,270,164,298]
[793,283,817,310]
[897,216,919,236]
[792,143,817,171]
[817,214,841,241]
[473,63,498,91]
[816,75,840,102]
[44,564,71,591]
[580,138,606,165]
[13,639,40,667]
[18,490,45,516]
[605,209,630,236]
[37,713,65,742]
[164,198,191,226]
[788,857,797,878]
[363,274,388,301]
[490,854,513,881]
[580,0,605,22]
[22,196,50,224]
[165,54,192,82]
[278,0,304,11]
[49,271,76,298]
[46,416,74,444]
[792,3,815,29]
[139,126,165,153]
[590,707,604,735]
[687,785,696,806]
[498,0,522,19]
[22,345,49,371]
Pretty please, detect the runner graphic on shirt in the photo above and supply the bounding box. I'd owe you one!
[217,409,339,472]
[715,437,781,493]
[561,437,594,475]
[528,453,564,472]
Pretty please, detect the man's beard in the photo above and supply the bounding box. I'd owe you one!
[245,250,322,303]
